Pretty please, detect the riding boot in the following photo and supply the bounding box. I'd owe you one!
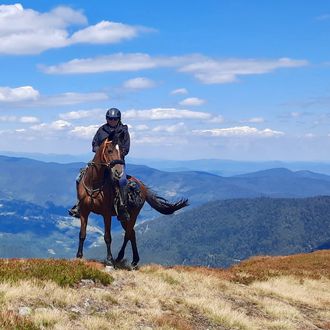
[117,185,130,222]
[68,201,80,218]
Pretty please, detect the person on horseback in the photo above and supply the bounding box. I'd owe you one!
[69,107,131,221]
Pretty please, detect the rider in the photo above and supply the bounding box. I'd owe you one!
[69,107,130,221]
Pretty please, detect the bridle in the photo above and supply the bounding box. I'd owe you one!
[82,139,125,198]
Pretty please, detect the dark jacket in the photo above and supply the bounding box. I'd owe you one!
[92,122,130,156]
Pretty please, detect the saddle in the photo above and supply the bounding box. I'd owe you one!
[114,177,144,214]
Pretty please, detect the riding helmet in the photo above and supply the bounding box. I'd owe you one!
[106,108,121,120]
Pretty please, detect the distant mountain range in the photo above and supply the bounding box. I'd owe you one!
[2,155,330,212]
[2,151,330,176]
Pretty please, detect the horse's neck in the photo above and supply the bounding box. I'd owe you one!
[86,153,107,182]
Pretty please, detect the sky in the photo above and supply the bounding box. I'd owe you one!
[0,0,330,161]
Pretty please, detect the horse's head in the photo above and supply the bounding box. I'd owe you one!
[99,138,125,181]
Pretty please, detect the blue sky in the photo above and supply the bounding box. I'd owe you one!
[0,0,330,161]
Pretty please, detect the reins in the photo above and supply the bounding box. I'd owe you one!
[81,140,125,207]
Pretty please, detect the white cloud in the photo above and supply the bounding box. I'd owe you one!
[291,112,301,118]
[133,124,150,131]
[69,125,99,139]
[70,21,148,44]
[193,126,284,137]
[171,88,188,95]
[133,135,186,146]
[59,109,104,120]
[0,115,16,122]
[208,115,224,123]
[31,120,71,131]
[179,97,205,106]
[42,53,308,85]
[123,107,212,120]
[0,4,150,54]
[42,92,108,106]
[152,122,186,133]
[179,57,308,84]
[242,117,265,123]
[0,115,39,123]
[30,92,108,107]
[0,86,40,102]
[51,120,72,130]
[19,116,39,123]
[42,53,161,74]
[123,77,156,90]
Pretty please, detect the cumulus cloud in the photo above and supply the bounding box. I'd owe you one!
[208,115,224,123]
[0,86,40,102]
[171,88,188,95]
[70,21,150,44]
[59,109,104,120]
[42,53,162,74]
[0,115,16,122]
[45,92,108,106]
[19,116,39,123]
[0,115,39,123]
[69,125,99,139]
[0,4,150,54]
[123,107,212,120]
[152,122,186,133]
[133,124,150,131]
[123,77,156,90]
[179,57,308,84]
[42,52,308,84]
[179,97,205,106]
[31,120,71,131]
[193,126,284,137]
[0,85,107,107]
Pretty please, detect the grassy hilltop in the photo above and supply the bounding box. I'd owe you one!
[0,251,329,330]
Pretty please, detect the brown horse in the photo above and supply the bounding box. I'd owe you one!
[76,138,188,267]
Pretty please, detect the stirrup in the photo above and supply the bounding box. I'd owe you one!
[68,205,80,218]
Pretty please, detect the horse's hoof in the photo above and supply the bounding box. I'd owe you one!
[105,265,116,272]
[131,262,139,270]
[76,253,83,259]
[104,258,116,268]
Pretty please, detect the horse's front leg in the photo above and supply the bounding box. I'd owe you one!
[103,214,115,267]
[76,210,89,258]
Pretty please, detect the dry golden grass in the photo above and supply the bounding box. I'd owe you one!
[0,251,328,329]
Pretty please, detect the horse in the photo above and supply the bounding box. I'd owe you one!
[76,137,188,268]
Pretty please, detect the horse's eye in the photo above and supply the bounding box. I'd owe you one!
[108,149,113,154]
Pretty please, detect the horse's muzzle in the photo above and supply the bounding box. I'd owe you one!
[112,165,124,180]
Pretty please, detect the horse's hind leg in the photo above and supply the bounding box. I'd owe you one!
[116,227,129,263]
[130,229,140,268]
[125,210,140,268]
[76,210,89,258]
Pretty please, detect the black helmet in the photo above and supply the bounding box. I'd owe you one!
[106,108,121,120]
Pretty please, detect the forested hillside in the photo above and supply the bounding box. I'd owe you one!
[87,196,330,267]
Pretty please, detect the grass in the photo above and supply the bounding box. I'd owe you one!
[228,250,330,285]
[0,311,40,330]
[0,251,328,329]
[0,259,113,287]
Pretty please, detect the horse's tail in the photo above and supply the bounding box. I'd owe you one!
[145,188,189,215]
